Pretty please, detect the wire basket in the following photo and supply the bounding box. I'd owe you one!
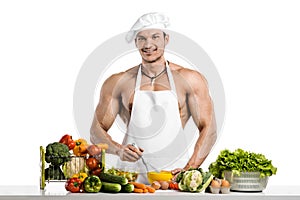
[224,171,269,192]
[39,146,106,190]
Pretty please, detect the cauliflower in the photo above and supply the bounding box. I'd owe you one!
[178,168,213,192]
[190,180,198,188]
[181,170,203,192]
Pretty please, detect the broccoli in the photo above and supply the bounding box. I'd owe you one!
[45,165,65,180]
[45,142,71,166]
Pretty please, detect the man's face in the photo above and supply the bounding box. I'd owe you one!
[135,29,169,63]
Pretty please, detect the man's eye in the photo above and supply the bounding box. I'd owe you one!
[137,37,146,41]
[153,35,159,39]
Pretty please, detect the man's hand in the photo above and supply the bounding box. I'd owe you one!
[117,144,144,162]
[171,168,184,182]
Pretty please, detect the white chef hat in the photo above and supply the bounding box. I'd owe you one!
[126,12,170,43]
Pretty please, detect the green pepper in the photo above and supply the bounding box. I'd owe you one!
[83,175,102,193]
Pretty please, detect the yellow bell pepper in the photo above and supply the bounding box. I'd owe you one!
[73,138,88,156]
[72,172,88,182]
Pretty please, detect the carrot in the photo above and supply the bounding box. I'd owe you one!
[174,182,179,190]
[168,182,179,190]
[133,188,143,193]
[129,182,147,189]
[143,188,148,193]
[168,182,174,189]
[146,186,156,193]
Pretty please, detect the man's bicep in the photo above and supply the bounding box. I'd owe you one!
[94,75,122,131]
[187,73,214,130]
[94,91,120,131]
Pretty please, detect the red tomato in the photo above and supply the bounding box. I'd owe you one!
[85,157,99,170]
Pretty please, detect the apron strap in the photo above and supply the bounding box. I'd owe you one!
[135,64,142,91]
[166,61,177,95]
[135,61,177,95]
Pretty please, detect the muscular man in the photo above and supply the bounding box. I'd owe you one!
[90,13,216,183]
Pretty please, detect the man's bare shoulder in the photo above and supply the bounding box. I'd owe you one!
[169,62,208,86]
[104,66,138,82]
[101,65,139,92]
[124,65,140,77]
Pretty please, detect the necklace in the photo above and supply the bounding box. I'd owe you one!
[140,64,167,86]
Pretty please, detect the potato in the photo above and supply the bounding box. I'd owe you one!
[151,181,161,190]
[159,181,169,190]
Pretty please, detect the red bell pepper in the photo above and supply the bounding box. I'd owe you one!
[65,177,82,193]
[59,134,75,150]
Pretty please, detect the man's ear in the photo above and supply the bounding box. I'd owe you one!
[164,34,169,46]
[135,39,138,48]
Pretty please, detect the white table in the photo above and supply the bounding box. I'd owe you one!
[0,183,299,200]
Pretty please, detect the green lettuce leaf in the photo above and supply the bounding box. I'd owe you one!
[208,148,277,178]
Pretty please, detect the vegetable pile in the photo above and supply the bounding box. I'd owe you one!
[209,148,277,178]
[41,134,107,190]
[41,134,218,194]
[41,134,156,193]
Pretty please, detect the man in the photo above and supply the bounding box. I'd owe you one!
[90,12,217,183]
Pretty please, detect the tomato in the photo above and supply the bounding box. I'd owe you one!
[86,157,99,170]
[91,168,102,176]
[87,145,102,156]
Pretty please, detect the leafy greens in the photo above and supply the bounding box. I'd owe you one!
[208,148,277,178]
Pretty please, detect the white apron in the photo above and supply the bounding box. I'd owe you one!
[118,62,194,184]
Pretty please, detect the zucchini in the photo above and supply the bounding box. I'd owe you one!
[121,183,134,193]
[101,181,121,193]
[99,172,128,185]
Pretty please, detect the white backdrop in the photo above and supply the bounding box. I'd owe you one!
[0,0,299,186]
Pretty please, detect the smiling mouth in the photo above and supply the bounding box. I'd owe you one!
[142,48,157,55]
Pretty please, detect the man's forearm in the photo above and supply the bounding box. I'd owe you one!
[90,122,122,155]
[184,127,217,170]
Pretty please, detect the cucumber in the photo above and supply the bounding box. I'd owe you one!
[101,182,121,193]
[99,172,128,185]
[121,183,134,193]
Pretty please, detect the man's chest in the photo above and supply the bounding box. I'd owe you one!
[120,77,187,115]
